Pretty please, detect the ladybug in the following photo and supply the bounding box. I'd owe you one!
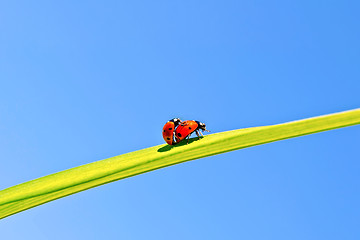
[175,120,209,144]
[162,118,182,145]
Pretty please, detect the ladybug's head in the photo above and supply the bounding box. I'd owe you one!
[170,118,182,127]
[196,121,210,132]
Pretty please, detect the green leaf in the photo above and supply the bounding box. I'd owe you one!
[1,109,359,219]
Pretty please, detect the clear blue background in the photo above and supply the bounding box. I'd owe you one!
[0,1,359,239]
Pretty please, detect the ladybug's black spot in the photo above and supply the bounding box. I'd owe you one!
[188,127,191,130]
[163,130,165,132]
[168,128,172,130]
[167,138,170,140]
[177,133,182,137]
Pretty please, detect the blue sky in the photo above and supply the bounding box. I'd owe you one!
[0,1,359,239]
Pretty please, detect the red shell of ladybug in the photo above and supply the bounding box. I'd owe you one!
[174,120,200,143]
[174,120,209,144]
[162,118,181,145]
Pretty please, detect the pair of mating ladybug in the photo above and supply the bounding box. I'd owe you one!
[162,118,209,145]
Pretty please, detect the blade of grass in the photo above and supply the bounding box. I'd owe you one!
[1,108,359,219]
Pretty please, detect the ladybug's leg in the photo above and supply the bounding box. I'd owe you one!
[195,130,200,139]
[199,130,204,137]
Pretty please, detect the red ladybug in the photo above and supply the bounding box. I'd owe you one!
[175,120,209,144]
[162,118,182,145]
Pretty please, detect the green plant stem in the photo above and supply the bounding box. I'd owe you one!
[0,108,359,219]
